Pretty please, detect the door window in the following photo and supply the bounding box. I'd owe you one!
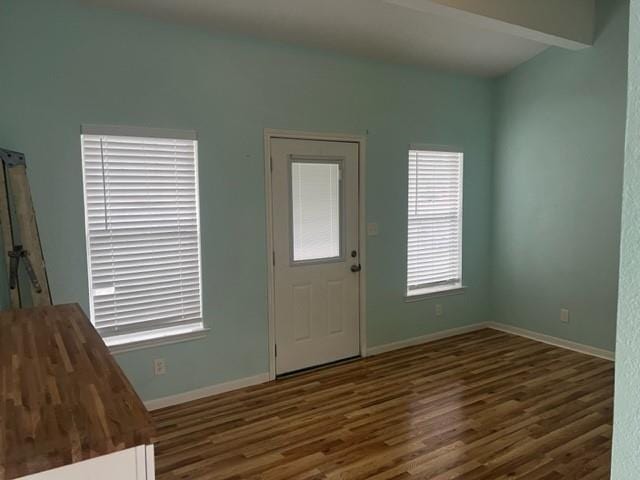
[290,159,342,263]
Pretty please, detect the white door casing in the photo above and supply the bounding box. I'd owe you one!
[271,138,360,374]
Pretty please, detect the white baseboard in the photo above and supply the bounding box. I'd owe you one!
[145,372,270,411]
[144,322,614,411]
[366,321,614,362]
[487,322,614,361]
[366,323,489,356]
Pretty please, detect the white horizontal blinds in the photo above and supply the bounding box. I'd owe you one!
[291,162,341,261]
[81,132,203,340]
[407,149,463,292]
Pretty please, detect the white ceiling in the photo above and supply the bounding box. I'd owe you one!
[79,0,550,77]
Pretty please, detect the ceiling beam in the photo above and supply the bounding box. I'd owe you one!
[384,0,595,50]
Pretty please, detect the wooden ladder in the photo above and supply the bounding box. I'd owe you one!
[0,148,52,308]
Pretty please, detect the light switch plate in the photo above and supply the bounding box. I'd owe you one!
[367,223,379,236]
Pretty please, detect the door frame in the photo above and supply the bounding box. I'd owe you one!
[264,128,367,380]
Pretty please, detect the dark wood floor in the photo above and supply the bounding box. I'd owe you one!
[152,329,614,479]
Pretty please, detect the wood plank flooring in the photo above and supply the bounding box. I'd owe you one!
[152,329,614,479]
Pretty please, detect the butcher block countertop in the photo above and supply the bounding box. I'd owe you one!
[0,304,154,480]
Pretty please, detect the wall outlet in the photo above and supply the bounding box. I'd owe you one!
[560,308,570,324]
[367,223,379,236]
[154,358,167,376]
[435,304,443,317]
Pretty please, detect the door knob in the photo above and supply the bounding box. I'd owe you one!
[350,264,362,273]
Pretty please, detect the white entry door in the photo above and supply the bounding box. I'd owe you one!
[271,138,360,375]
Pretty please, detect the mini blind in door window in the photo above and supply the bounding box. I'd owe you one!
[406,148,463,295]
[291,161,341,262]
[81,128,203,344]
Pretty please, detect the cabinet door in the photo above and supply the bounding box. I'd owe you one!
[20,446,153,480]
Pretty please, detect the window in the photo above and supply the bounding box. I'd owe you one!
[291,160,342,262]
[81,126,204,347]
[406,147,463,297]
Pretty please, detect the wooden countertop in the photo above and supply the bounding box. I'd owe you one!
[0,304,154,479]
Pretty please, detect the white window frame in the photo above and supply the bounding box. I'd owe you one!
[405,144,465,301]
[80,125,208,353]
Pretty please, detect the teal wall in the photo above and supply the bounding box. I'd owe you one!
[491,0,629,351]
[0,0,493,400]
[612,0,640,477]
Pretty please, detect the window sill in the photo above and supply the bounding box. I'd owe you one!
[404,285,467,303]
[106,327,210,354]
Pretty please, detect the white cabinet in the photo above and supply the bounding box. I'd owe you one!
[19,445,154,480]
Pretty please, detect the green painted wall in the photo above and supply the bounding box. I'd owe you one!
[0,0,493,400]
[491,0,629,352]
[612,0,640,477]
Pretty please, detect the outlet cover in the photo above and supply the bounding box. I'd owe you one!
[154,358,167,376]
[560,308,570,323]
[436,304,443,317]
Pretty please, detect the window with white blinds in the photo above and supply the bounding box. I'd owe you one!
[81,126,204,346]
[291,161,342,262]
[406,148,463,296]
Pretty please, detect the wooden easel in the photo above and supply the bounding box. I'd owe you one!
[0,148,52,308]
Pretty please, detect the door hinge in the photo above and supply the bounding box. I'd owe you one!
[270,156,273,172]
[272,251,275,266]
[275,344,277,357]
